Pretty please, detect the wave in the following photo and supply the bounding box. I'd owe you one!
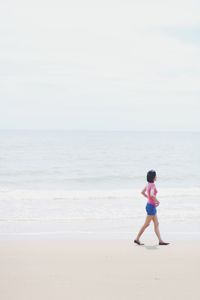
[1,186,200,196]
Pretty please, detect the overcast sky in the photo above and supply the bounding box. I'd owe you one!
[0,0,200,131]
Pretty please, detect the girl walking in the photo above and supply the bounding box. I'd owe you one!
[134,170,169,246]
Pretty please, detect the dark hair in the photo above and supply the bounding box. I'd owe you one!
[147,170,156,183]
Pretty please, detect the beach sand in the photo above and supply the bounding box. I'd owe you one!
[0,239,199,300]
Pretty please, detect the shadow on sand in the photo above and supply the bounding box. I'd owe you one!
[144,244,159,250]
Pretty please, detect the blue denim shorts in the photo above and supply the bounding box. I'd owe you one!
[146,203,157,215]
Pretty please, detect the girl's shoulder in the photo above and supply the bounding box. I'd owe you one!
[148,182,157,190]
[152,183,158,192]
[147,182,155,187]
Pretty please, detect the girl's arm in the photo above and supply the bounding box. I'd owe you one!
[141,186,148,198]
[150,188,160,206]
[150,194,159,204]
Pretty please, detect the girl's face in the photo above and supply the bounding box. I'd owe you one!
[154,175,157,182]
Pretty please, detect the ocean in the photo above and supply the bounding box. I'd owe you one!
[0,130,200,240]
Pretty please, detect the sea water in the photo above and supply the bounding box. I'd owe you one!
[0,130,200,240]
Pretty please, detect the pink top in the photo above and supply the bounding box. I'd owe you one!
[146,183,157,206]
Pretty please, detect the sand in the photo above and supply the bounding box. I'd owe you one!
[0,239,200,300]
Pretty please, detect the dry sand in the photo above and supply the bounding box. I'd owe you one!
[0,239,200,300]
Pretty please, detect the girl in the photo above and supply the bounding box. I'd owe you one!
[134,170,169,246]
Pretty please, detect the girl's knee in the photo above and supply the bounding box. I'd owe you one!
[154,222,159,228]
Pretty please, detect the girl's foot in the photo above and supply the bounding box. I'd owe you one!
[134,239,144,246]
[159,241,170,245]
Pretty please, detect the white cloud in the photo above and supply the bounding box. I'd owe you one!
[0,0,200,130]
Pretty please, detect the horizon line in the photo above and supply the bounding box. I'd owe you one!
[0,128,199,133]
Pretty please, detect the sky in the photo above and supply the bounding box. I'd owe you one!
[0,0,200,131]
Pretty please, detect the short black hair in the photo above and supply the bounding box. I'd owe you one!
[147,170,156,183]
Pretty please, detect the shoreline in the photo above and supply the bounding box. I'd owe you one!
[0,231,200,241]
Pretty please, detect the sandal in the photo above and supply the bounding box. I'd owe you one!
[159,242,170,245]
[134,240,144,245]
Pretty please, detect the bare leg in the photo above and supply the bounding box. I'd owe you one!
[152,215,163,243]
[135,215,153,242]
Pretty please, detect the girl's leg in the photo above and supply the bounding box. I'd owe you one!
[135,215,153,241]
[152,215,163,243]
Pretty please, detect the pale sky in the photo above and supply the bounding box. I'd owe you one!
[0,0,200,131]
